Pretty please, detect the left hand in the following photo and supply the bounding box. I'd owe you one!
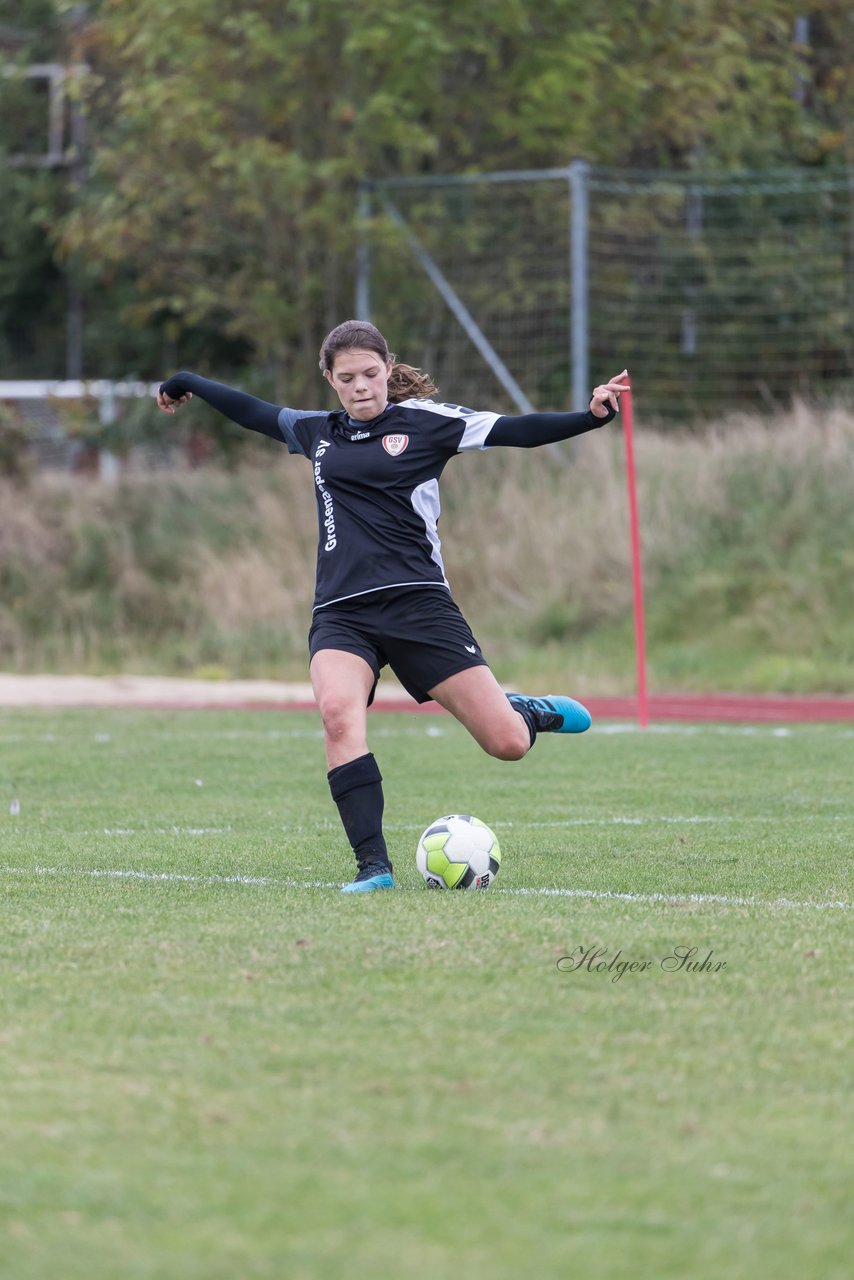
[589,370,630,418]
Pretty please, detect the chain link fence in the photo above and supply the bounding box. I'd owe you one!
[4,162,854,476]
[363,164,854,420]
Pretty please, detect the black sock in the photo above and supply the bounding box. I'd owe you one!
[508,696,538,748]
[327,752,391,872]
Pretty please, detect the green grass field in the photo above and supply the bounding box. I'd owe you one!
[1,708,852,1279]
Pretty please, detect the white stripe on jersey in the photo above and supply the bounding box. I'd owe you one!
[398,398,501,451]
[409,478,448,585]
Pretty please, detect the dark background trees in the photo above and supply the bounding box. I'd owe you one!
[1,2,852,407]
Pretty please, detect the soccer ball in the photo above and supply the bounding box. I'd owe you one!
[416,814,501,890]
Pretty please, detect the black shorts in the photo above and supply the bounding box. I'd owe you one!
[308,586,489,705]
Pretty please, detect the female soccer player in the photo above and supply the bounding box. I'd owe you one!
[157,321,629,891]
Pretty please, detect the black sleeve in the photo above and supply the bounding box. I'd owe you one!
[159,372,284,441]
[484,403,616,449]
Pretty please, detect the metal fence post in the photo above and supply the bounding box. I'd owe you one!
[356,183,372,322]
[98,380,119,483]
[569,159,590,411]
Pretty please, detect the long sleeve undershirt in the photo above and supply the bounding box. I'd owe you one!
[158,372,617,446]
[486,405,615,446]
[159,373,283,439]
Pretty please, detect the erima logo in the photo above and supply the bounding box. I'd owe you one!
[382,433,409,456]
[350,430,370,441]
[464,644,477,653]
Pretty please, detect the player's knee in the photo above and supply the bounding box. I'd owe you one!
[318,694,358,743]
[484,723,530,762]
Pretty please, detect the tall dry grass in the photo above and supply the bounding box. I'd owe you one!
[2,404,853,690]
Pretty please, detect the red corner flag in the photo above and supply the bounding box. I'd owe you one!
[621,385,649,729]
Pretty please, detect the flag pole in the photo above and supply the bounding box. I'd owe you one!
[621,385,649,729]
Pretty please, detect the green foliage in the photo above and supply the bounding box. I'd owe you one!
[3,2,854,401]
[0,143,67,377]
[0,404,32,480]
[0,2,67,367]
[40,0,854,391]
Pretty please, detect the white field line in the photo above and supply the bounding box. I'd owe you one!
[3,725,854,746]
[593,724,854,737]
[2,863,850,912]
[41,813,852,837]
[437,814,854,829]
[99,826,234,836]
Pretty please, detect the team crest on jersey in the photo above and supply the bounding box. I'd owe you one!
[382,433,409,456]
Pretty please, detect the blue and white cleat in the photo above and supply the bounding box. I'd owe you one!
[507,693,592,734]
[341,864,395,893]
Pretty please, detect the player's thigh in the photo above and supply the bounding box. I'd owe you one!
[310,648,376,740]
[428,665,529,759]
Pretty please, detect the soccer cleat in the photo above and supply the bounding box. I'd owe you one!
[507,693,592,734]
[341,863,395,893]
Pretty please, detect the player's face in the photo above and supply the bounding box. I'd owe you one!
[325,348,393,421]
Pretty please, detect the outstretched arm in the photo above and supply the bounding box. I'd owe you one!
[157,372,284,441]
[485,370,630,448]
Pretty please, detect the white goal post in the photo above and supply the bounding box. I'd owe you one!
[0,380,161,479]
[0,380,158,400]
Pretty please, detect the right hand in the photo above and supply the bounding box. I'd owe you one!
[156,386,193,414]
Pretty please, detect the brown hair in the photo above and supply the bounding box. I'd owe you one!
[319,320,437,402]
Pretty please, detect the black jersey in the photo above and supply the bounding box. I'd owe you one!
[277,399,500,611]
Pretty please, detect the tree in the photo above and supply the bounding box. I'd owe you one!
[0,0,67,375]
[58,0,831,392]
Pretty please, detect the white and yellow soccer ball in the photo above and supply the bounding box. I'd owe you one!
[416,814,501,890]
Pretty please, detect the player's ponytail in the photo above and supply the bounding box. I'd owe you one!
[386,362,437,403]
[319,320,437,402]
